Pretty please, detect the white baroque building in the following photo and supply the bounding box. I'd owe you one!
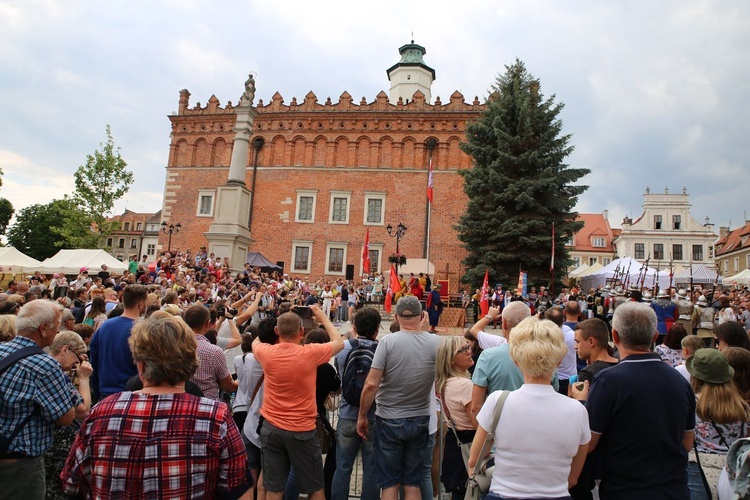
[613,188,717,271]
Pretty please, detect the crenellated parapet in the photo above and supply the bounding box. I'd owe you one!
[168,88,484,170]
[175,88,484,116]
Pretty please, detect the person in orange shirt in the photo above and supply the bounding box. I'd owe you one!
[253,305,344,500]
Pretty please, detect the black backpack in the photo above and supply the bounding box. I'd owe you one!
[340,339,378,407]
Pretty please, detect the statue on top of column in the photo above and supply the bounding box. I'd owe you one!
[241,73,256,106]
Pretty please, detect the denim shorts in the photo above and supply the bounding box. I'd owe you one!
[374,415,430,489]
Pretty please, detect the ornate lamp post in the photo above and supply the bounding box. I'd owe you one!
[161,221,182,254]
[386,222,407,275]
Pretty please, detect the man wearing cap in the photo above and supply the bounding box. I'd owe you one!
[357,296,441,500]
[571,302,695,498]
[651,289,679,344]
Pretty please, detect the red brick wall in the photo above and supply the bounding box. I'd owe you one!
[159,89,483,288]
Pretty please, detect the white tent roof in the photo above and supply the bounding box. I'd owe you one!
[0,247,42,274]
[577,262,604,277]
[581,256,671,290]
[673,264,722,284]
[29,249,128,275]
[567,263,589,278]
[724,269,750,286]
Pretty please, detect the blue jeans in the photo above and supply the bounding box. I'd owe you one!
[687,462,711,500]
[374,415,430,489]
[331,418,378,500]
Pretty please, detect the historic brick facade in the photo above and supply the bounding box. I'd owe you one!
[159,46,485,286]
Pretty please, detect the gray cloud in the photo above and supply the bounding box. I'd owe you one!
[0,0,747,231]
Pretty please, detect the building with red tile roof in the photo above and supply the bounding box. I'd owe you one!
[715,221,750,277]
[566,211,616,272]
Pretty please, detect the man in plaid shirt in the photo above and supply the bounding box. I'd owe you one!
[0,300,82,499]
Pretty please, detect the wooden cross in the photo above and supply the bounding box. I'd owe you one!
[441,262,457,282]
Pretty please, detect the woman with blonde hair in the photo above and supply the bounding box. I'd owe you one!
[0,314,16,342]
[468,316,590,499]
[687,349,750,498]
[436,335,476,499]
[61,312,250,498]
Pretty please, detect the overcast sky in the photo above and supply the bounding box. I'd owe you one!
[1,0,748,234]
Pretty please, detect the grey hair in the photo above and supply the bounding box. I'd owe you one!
[611,301,657,348]
[49,331,86,356]
[502,301,531,330]
[15,300,63,337]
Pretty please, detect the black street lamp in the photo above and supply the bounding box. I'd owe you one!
[386,222,407,275]
[161,221,182,254]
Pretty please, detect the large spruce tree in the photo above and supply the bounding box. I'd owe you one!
[458,60,589,289]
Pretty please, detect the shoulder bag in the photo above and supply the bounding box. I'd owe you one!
[465,390,510,500]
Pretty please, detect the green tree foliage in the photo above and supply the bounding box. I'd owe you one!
[458,60,589,289]
[0,168,14,236]
[6,199,90,260]
[64,125,134,247]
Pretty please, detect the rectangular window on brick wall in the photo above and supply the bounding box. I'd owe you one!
[654,243,664,260]
[635,243,645,260]
[363,192,386,225]
[329,191,351,224]
[325,243,348,275]
[292,241,313,273]
[295,190,317,223]
[673,244,683,261]
[368,249,380,273]
[197,191,215,217]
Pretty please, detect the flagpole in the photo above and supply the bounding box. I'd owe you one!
[424,139,437,269]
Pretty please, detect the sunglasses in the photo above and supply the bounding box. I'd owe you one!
[456,344,472,355]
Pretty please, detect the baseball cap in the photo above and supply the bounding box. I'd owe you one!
[395,296,422,318]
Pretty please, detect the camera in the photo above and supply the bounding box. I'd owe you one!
[292,306,313,318]
[217,306,238,317]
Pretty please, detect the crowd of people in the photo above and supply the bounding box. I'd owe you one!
[2,255,750,499]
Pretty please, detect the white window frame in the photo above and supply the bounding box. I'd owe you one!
[329,191,352,224]
[365,243,384,275]
[654,243,664,260]
[571,256,581,267]
[363,192,386,226]
[325,242,348,276]
[746,254,750,270]
[136,222,143,231]
[106,237,113,247]
[591,237,605,248]
[602,257,612,266]
[589,257,598,266]
[130,238,138,249]
[295,189,318,223]
[196,190,216,217]
[147,244,155,256]
[735,257,740,272]
[291,240,313,273]
[118,238,125,249]
[724,260,729,273]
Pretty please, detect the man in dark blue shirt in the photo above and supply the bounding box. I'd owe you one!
[572,301,695,499]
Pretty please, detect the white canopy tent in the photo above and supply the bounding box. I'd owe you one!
[581,257,671,290]
[567,263,589,278]
[29,249,128,275]
[673,264,722,285]
[724,269,750,286]
[577,262,604,278]
[0,247,42,274]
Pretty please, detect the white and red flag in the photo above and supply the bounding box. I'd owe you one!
[427,155,434,203]
[362,226,370,275]
[480,269,489,316]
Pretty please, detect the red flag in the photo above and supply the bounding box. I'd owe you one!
[427,155,434,203]
[480,269,489,316]
[550,223,555,274]
[362,227,371,275]
[385,264,402,313]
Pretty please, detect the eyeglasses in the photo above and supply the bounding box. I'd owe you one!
[456,344,472,356]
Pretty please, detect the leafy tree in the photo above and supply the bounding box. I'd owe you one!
[6,199,89,260]
[0,168,14,236]
[458,59,589,289]
[62,125,134,247]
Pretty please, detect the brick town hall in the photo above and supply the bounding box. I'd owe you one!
[159,42,483,282]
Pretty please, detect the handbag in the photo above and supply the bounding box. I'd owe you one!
[465,390,510,500]
[316,415,333,455]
